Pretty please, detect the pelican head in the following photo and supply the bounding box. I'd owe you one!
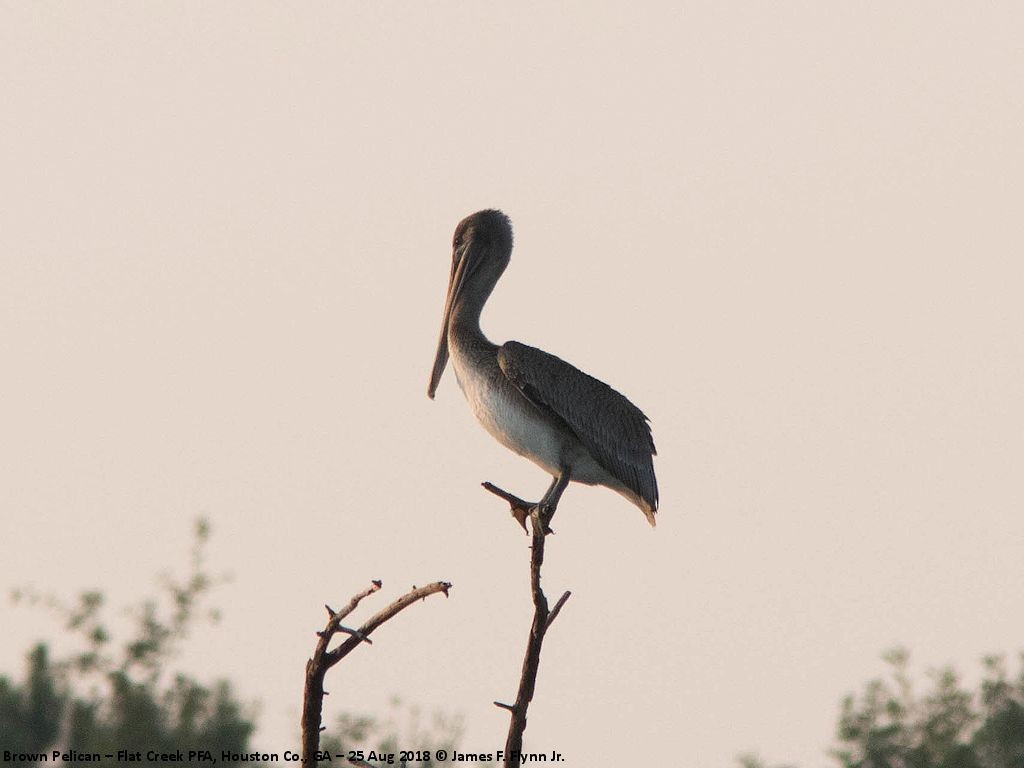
[428,209,513,399]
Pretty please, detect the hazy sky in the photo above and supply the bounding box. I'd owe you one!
[2,3,1023,766]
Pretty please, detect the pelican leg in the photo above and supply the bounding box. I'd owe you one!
[537,472,570,528]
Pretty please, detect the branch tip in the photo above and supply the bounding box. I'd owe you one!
[546,590,572,629]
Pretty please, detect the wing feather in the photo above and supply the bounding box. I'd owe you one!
[497,341,658,512]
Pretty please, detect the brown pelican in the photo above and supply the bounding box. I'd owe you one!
[428,209,658,530]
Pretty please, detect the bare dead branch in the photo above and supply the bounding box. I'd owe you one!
[301,580,451,767]
[482,481,533,533]
[485,487,571,768]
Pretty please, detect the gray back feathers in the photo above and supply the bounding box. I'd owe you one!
[498,341,659,512]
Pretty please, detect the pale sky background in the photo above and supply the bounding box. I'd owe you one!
[2,3,1023,766]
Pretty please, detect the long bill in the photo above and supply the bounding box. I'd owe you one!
[427,247,469,399]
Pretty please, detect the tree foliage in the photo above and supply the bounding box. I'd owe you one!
[2,520,256,766]
[832,648,1024,768]
[741,649,1024,768]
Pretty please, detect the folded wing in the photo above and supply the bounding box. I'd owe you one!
[497,340,658,513]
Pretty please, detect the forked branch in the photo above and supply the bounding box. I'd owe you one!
[301,580,452,767]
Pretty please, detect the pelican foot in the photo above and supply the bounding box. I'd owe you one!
[481,482,555,535]
[535,503,557,536]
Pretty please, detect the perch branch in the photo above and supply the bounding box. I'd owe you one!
[485,486,571,768]
[482,481,534,533]
[301,580,451,767]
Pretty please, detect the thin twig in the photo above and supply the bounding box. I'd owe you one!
[485,485,571,767]
[301,580,452,767]
[546,590,572,630]
[332,624,372,644]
